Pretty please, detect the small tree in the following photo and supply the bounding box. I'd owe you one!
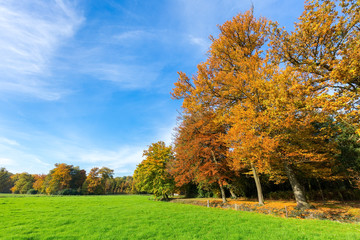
[133,141,175,200]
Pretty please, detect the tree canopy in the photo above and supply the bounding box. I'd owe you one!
[133,141,175,200]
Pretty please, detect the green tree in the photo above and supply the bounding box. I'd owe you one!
[0,168,13,193]
[133,141,175,200]
[11,173,35,194]
[334,123,360,187]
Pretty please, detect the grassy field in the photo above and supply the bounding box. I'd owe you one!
[0,194,359,239]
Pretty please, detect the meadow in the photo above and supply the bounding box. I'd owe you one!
[0,194,359,240]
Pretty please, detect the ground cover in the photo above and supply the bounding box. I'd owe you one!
[0,194,359,239]
[171,198,360,222]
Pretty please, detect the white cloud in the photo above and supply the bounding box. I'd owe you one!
[0,158,15,167]
[83,63,162,89]
[0,137,20,146]
[78,146,144,173]
[0,148,50,174]
[188,35,210,53]
[115,30,153,41]
[0,122,177,176]
[0,0,83,100]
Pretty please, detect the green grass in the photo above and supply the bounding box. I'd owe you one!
[0,194,359,239]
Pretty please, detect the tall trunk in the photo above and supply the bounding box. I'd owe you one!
[337,182,344,201]
[211,150,227,203]
[250,162,264,205]
[284,162,310,209]
[229,187,237,199]
[316,178,325,201]
[219,181,227,203]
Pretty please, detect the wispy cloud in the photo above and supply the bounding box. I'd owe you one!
[0,146,51,174]
[0,137,20,146]
[114,30,154,42]
[0,0,83,100]
[78,146,144,174]
[0,120,177,176]
[0,158,16,167]
[188,35,210,53]
[82,63,162,89]
[171,0,303,55]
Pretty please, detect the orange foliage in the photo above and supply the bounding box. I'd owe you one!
[32,174,46,193]
[171,110,233,188]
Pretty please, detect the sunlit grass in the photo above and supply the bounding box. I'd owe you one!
[0,194,359,239]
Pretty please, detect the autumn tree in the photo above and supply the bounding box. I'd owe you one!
[171,110,233,203]
[84,167,114,194]
[44,163,86,195]
[270,0,360,135]
[171,4,355,208]
[133,141,175,200]
[33,174,47,193]
[262,0,360,208]
[45,163,72,194]
[172,10,272,205]
[267,70,340,208]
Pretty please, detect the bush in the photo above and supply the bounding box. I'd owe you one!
[197,188,214,198]
[27,189,37,194]
[56,189,81,195]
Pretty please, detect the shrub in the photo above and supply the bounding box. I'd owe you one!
[56,189,80,195]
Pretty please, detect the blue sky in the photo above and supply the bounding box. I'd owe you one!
[0,0,304,176]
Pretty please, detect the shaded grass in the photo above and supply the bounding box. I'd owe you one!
[0,194,359,239]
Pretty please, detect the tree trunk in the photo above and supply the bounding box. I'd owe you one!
[163,193,169,201]
[284,162,310,209]
[316,178,325,201]
[229,187,237,199]
[250,162,264,205]
[211,150,227,204]
[219,182,227,203]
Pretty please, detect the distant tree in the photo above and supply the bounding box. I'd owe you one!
[84,167,114,194]
[133,141,175,200]
[45,163,72,194]
[11,173,35,194]
[32,174,47,193]
[44,163,86,194]
[0,168,13,193]
[69,167,86,190]
[111,176,134,194]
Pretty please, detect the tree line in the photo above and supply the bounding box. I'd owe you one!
[133,0,360,209]
[0,164,134,195]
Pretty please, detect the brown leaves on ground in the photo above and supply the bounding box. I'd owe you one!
[171,197,360,222]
